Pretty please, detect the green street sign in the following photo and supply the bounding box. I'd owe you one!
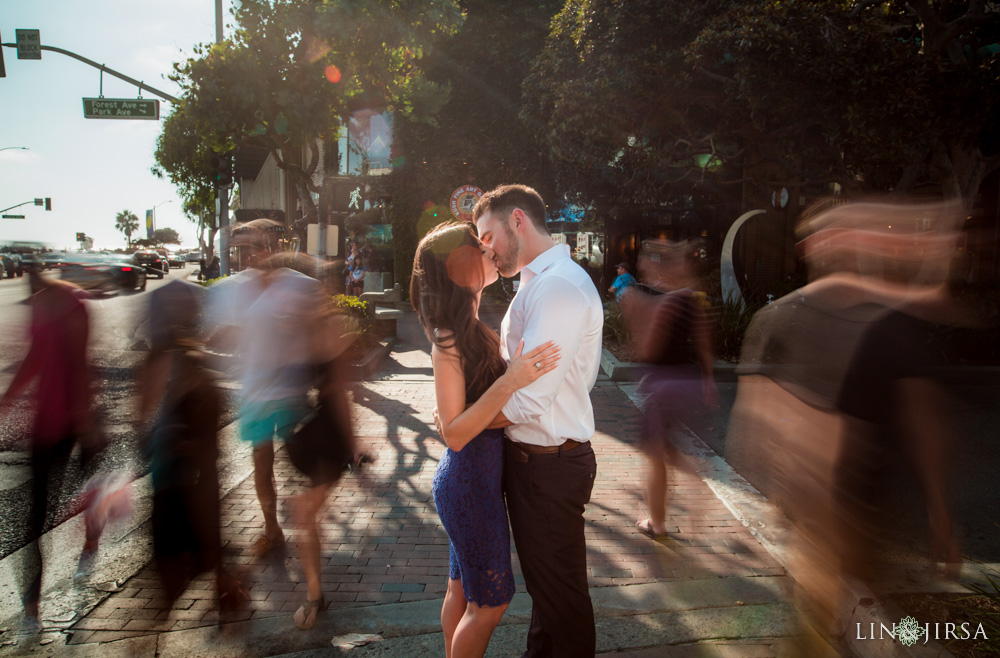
[83,97,160,120]
[2,214,26,219]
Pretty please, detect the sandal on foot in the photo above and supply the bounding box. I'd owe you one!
[251,530,284,559]
[293,596,327,630]
[637,518,668,540]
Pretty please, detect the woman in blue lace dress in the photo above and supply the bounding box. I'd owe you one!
[412,223,560,658]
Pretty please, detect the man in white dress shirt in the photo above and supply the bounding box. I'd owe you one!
[475,185,604,657]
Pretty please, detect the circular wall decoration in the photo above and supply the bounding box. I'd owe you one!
[450,185,484,221]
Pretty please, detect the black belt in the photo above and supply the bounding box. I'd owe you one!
[505,438,585,462]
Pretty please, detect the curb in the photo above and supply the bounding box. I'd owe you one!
[614,382,963,658]
[600,349,739,382]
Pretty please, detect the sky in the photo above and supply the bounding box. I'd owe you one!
[1,0,237,251]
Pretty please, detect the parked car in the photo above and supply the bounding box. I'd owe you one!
[185,251,204,263]
[133,250,169,278]
[166,251,186,269]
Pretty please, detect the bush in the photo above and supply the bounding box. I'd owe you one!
[332,294,374,343]
[195,275,228,287]
[710,296,765,362]
[603,301,631,345]
[332,294,371,317]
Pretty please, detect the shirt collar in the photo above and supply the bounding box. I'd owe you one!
[521,244,570,286]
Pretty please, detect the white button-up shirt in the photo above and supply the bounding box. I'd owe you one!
[500,244,604,446]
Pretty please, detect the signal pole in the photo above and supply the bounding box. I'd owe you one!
[216,0,230,276]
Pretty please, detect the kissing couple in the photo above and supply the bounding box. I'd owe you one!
[411,184,604,658]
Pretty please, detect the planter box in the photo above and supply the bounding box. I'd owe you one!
[346,337,397,381]
[364,271,391,293]
[600,348,644,381]
[600,348,741,382]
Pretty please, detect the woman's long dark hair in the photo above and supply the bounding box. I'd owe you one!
[411,222,505,402]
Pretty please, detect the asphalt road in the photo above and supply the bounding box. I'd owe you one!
[0,269,239,560]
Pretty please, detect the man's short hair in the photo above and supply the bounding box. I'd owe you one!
[473,184,548,234]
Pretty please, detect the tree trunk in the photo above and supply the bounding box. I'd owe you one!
[206,227,217,264]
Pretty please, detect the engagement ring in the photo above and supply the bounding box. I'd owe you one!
[534,362,542,369]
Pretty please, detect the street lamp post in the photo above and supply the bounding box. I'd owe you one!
[0,146,28,153]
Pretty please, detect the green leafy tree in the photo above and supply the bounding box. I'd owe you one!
[154,227,181,245]
[114,210,140,247]
[153,101,219,260]
[526,0,1000,212]
[166,0,464,227]
[685,0,1000,209]
[388,0,565,296]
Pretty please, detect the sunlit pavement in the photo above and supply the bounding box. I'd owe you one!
[4,305,992,656]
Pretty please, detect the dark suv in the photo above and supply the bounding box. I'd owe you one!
[133,250,169,278]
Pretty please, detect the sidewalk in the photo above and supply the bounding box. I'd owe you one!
[2,309,818,656]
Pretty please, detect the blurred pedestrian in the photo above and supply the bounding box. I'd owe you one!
[0,271,99,629]
[137,279,248,618]
[206,224,357,630]
[205,220,291,561]
[730,198,972,638]
[412,222,560,657]
[269,251,360,630]
[619,240,717,540]
[608,261,636,301]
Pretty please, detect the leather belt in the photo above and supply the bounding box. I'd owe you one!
[506,438,583,462]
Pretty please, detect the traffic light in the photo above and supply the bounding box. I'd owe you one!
[45,197,51,211]
[210,154,233,188]
[76,232,86,241]
[332,178,364,213]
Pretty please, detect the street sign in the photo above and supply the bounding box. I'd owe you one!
[2,215,25,219]
[82,98,160,120]
[15,30,41,60]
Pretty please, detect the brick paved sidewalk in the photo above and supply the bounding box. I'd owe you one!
[65,371,784,646]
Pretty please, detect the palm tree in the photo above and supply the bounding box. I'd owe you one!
[115,210,140,248]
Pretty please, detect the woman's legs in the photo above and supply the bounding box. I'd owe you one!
[292,482,331,604]
[253,441,282,543]
[441,577,467,658]
[451,599,509,658]
[645,453,669,536]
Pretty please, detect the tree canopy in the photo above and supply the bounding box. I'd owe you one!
[165,0,464,221]
[154,227,181,245]
[153,100,219,256]
[526,0,1000,211]
[387,0,565,294]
